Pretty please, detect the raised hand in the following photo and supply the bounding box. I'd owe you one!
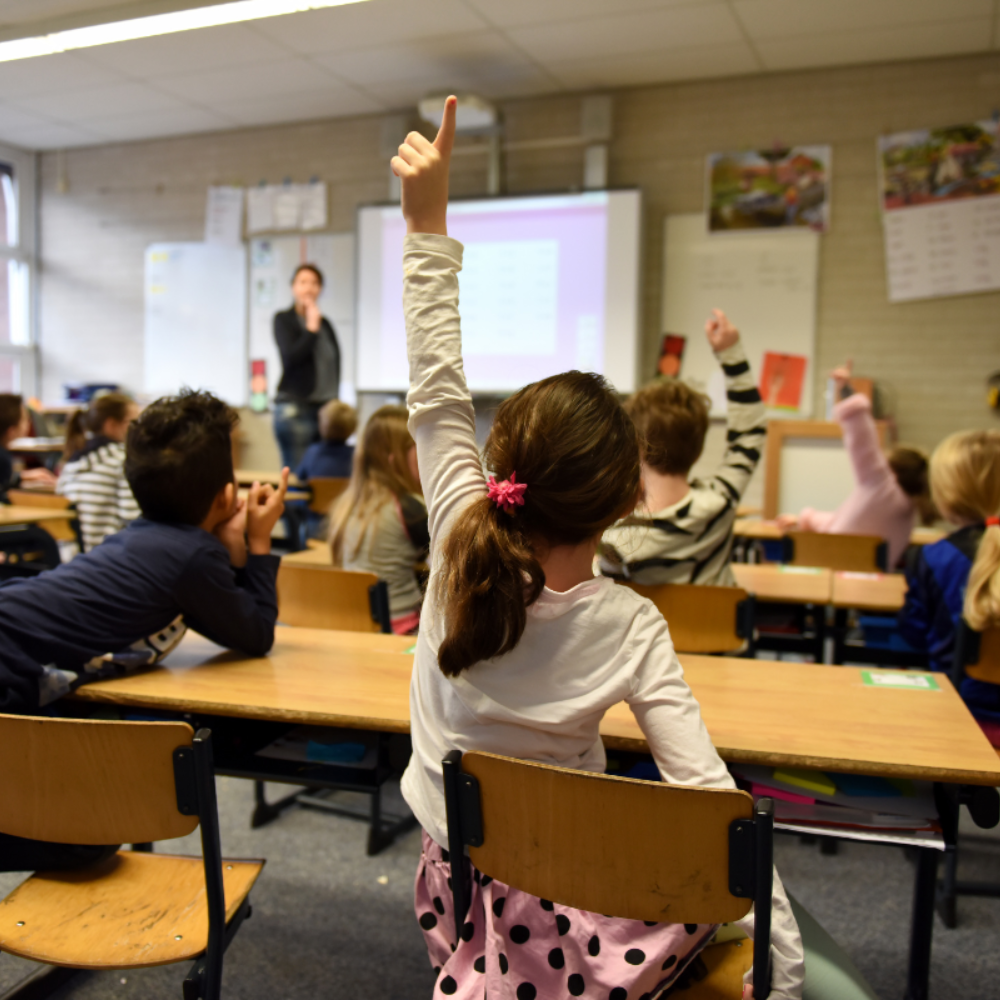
[705,308,739,352]
[213,495,248,568]
[247,468,290,555]
[391,95,457,237]
[830,358,853,396]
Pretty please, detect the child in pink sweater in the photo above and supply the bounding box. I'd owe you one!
[778,362,933,569]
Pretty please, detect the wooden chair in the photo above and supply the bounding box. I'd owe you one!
[0,715,263,1000]
[0,524,62,579]
[5,489,82,548]
[443,750,774,998]
[937,621,1000,928]
[782,531,887,573]
[307,476,350,516]
[621,581,754,654]
[276,563,390,633]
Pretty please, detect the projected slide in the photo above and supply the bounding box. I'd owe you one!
[356,190,640,394]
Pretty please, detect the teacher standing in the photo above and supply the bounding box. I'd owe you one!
[272,263,341,471]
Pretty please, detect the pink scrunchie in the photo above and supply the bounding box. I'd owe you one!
[487,472,527,515]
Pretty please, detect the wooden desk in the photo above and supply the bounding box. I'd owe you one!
[73,629,1000,786]
[0,505,77,526]
[832,572,907,612]
[731,563,832,605]
[236,468,303,487]
[8,437,63,454]
[282,542,333,567]
[735,519,945,549]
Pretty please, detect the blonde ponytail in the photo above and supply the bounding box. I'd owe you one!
[965,521,1000,631]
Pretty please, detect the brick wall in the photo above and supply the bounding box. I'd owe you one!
[38,51,1000,457]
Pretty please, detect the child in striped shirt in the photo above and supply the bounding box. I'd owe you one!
[599,315,766,585]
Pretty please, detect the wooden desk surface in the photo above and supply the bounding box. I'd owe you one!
[0,505,76,525]
[831,572,907,612]
[73,628,1000,786]
[282,543,333,567]
[734,519,944,548]
[236,469,303,487]
[731,563,832,604]
[8,437,63,453]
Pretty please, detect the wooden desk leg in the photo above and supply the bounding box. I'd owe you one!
[904,847,939,1000]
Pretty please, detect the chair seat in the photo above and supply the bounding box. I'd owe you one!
[0,850,263,969]
[676,938,752,998]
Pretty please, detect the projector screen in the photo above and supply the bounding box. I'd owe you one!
[356,189,642,394]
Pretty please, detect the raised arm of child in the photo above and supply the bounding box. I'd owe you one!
[705,309,767,505]
[393,97,487,550]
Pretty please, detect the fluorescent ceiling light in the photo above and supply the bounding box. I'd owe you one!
[0,0,372,63]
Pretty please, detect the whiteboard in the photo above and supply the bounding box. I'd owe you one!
[661,214,819,417]
[248,233,355,405]
[144,242,248,405]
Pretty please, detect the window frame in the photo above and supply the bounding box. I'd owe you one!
[0,141,37,397]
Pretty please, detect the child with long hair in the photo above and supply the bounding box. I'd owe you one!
[328,404,427,635]
[777,361,934,569]
[391,98,805,1000]
[57,393,141,551]
[899,429,1000,724]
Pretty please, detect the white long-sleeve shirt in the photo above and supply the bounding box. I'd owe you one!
[398,233,804,1000]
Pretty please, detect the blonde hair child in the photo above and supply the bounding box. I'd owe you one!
[899,429,1000,720]
[328,404,427,634]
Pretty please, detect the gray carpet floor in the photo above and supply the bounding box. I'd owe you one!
[1,777,998,1000]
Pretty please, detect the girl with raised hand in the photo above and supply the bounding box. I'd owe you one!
[392,98,805,1000]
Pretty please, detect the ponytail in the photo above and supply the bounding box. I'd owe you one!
[965,520,1000,631]
[434,370,642,676]
[436,497,545,677]
[64,409,87,457]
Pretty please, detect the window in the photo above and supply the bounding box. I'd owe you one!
[0,145,36,396]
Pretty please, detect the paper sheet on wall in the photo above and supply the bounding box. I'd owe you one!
[299,182,327,230]
[204,186,244,245]
[247,186,274,233]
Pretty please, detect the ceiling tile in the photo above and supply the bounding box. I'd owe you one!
[506,3,744,63]
[0,52,123,99]
[548,40,759,90]
[248,0,488,55]
[85,106,237,143]
[76,22,292,78]
[317,30,541,86]
[0,103,57,131]
[152,57,344,104]
[756,17,992,71]
[0,0,141,31]
[358,69,562,109]
[209,87,385,126]
[0,121,103,150]
[12,81,186,122]
[466,0,726,30]
[733,0,993,41]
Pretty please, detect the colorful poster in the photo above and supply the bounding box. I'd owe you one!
[760,352,807,411]
[707,146,830,233]
[879,120,1000,302]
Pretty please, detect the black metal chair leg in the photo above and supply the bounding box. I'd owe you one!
[904,848,939,1000]
[250,779,300,828]
[936,848,958,929]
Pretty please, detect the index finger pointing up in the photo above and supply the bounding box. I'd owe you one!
[434,95,457,159]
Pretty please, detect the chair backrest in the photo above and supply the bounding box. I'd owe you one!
[953,620,1000,687]
[308,477,350,515]
[621,581,752,653]
[0,715,200,845]
[784,531,887,573]
[6,490,79,543]
[277,563,390,632]
[0,523,62,577]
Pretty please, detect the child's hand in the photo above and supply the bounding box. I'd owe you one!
[775,512,799,530]
[21,467,57,486]
[247,468,289,555]
[830,358,853,395]
[213,496,248,568]
[742,986,754,1000]
[391,95,457,237]
[304,301,322,333]
[705,308,739,352]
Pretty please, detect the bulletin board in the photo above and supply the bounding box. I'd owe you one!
[248,233,356,406]
[661,213,820,417]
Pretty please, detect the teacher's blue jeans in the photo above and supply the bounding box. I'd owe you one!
[272,400,321,472]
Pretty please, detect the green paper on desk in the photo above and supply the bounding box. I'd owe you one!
[861,670,939,690]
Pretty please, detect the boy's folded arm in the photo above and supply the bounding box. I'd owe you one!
[710,340,766,504]
[403,234,488,547]
[175,546,280,656]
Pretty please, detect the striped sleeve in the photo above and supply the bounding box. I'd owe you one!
[706,340,766,503]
